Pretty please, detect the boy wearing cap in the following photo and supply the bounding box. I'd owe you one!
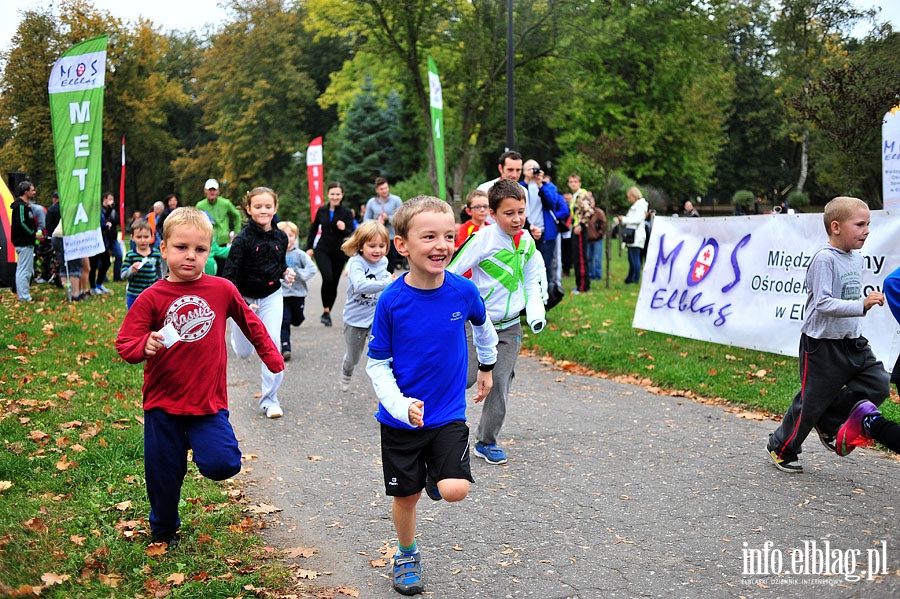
[196,178,243,274]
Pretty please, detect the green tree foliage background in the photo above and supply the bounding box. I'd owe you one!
[1,0,898,229]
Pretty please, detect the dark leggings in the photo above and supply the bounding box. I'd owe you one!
[314,248,348,311]
[870,417,900,454]
[89,250,110,288]
[573,230,590,292]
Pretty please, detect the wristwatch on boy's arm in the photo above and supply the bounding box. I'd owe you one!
[477,362,495,372]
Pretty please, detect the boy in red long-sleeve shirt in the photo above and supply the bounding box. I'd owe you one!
[117,207,284,548]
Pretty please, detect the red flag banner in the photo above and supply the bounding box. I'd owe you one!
[306,137,324,223]
[119,137,126,235]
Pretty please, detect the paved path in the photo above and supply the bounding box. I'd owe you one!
[227,276,900,598]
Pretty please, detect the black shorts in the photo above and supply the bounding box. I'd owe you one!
[381,421,474,497]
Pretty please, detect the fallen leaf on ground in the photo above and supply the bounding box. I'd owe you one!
[41,572,70,586]
[284,546,318,558]
[146,543,168,556]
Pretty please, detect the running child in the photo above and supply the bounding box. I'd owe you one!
[835,264,900,456]
[766,196,890,473]
[366,195,498,595]
[277,220,318,361]
[116,207,283,549]
[339,221,394,392]
[122,219,163,309]
[447,179,547,465]
[456,189,490,248]
[222,187,295,419]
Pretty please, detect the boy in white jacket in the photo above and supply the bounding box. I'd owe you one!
[448,179,547,464]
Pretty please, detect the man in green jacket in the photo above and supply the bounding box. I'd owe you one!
[195,178,243,274]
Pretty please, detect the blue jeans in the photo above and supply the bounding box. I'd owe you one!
[587,240,603,280]
[537,236,556,287]
[625,246,642,283]
[144,408,241,536]
[109,239,124,281]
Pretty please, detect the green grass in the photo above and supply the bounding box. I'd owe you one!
[2,250,897,595]
[522,245,900,421]
[0,284,293,598]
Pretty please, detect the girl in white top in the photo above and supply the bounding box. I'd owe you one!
[339,221,396,391]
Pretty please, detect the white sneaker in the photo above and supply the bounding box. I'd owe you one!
[340,374,351,392]
[265,405,283,419]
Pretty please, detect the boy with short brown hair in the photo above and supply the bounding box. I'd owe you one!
[117,207,284,548]
[447,179,547,465]
[766,196,890,473]
[366,195,498,595]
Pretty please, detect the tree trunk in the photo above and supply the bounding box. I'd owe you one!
[796,129,808,194]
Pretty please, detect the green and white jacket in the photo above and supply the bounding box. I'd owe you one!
[448,224,547,332]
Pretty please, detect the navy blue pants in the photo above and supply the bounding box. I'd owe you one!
[144,408,242,537]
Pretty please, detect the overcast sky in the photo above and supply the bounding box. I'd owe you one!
[1,1,897,59]
[1,0,230,53]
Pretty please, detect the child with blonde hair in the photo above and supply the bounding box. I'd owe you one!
[277,221,318,361]
[767,196,890,472]
[339,221,395,391]
[366,195,498,595]
[117,207,283,548]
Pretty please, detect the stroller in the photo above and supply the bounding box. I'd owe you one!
[35,237,62,287]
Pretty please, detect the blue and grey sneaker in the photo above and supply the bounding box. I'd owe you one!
[473,441,507,465]
[392,550,424,595]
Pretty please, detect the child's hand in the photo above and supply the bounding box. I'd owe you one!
[864,291,885,312]
[336,220,346,231]
[248,303,260,312]
[473,371,493,403]
[408,400,425,427]
[283,268,295,285]
[144,332,165,357]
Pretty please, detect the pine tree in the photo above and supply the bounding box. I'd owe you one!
[328,78,403,204]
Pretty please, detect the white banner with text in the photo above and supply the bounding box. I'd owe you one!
[632,212,900,368]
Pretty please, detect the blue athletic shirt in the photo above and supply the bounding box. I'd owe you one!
[369,271,487,430]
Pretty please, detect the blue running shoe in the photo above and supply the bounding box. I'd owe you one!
[392,551,424,595]
[473,441,507,465]
[424,471,442,501]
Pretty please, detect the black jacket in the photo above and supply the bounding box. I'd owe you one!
[222,219,288,299]
[11,197,37,246]
[46,203,61,235]
[306,204,354,255]
[102,204,119,244]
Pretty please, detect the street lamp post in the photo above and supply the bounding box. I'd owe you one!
[506,0,514,151]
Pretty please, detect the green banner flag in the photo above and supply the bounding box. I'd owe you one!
[427,56,447,201]
[48,35,108,261]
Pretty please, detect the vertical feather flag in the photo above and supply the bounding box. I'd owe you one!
[120,137,126,235]
[306,137,324,223]
[428,56,446,201]
[48,35,108,261]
